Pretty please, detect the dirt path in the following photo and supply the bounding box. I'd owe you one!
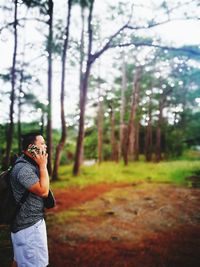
[47,182,200,267]
[51,183,129,212]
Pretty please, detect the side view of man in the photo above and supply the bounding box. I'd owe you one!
[10,132,50,267]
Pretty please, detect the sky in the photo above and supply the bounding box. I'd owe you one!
[0,0,200,129]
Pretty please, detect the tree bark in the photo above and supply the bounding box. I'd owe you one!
[155,87,172,162]
[73,64,92,175]
[145,89,153,162]
[46,0,53,176]
[124,66,142,165]
[155,98,163,162]
[4,0,18,169]
[73,0,94,176]
[79,5,85,165]
[133,121,140,161]
[18,68,24,154]
[97,84,103,164]
[120,51,127,159]
[110,106,118,162]
[52,0,72,181]
[97,99,103,163]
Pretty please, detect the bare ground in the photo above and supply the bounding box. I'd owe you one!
[47,182,200,267]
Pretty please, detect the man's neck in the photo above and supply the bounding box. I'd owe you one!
[23,152,38,167]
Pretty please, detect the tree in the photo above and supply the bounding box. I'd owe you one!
[73,0,134,175]
[124,66,142,165]
[46,0,54,175]
[3,0,18,169]
[97,77,104,164]
[73,0,94,175]
[120,50,127,159]
[79,0,87,165]
[52,0,72,181]
[109,104,119,162]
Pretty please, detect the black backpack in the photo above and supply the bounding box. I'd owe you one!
[0,163,29,225]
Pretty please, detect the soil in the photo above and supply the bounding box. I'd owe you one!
[46,182,200,267]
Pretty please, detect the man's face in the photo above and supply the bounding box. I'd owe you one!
[34,135,47,153]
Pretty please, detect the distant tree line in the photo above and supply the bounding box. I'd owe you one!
[0,0,200,178]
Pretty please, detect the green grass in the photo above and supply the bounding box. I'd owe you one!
[178,149,200,161]
[50,160,200,190]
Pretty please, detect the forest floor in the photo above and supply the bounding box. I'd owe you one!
[46,181,200,267]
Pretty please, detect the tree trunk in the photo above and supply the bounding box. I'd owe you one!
[120,51,127,159]
[18,68,24,154]
[73,0,94,176]
[156,97,164,162]
[46,0,53,176]
[110,106,118,162]
[3,0,18,169]
[17,98,22,154]
[52,0,72,181]
[79,5,85,165]
[145,123,153,161]
[97,98,103,163]
[97,82,103,164]
[73,64,91,175]
[145,89,153,162]
[133,121,140,161]
[40,112,44,134]
[129,121,134,158]
[124,66,142,165]
[180,81,188,128]
[155,123,161,162]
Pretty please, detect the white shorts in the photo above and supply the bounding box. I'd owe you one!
[11,219,49,267]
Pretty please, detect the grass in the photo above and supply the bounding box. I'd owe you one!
[50,160,200,190]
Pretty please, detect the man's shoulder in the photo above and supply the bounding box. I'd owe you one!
[12,156,37,176]
[11,156,39,188]
[16,155,37,167]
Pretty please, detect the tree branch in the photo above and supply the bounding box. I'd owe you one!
[126,16,200,31]
[91,8,199,64]
[91,23,129,62]
[0,17,46,33]
[109,41,200,57]
[87,0,94,62]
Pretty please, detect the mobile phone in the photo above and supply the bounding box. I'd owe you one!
[27,144,41,158]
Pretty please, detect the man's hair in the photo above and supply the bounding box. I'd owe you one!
[21,131,42,150]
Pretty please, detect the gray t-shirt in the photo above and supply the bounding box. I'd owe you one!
[10,154,44,233]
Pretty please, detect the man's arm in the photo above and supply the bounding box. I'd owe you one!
[28,153,49,198]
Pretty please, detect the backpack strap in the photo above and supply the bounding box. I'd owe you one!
[12,160,30,209]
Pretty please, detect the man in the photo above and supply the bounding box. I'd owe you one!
[10,132,49,267]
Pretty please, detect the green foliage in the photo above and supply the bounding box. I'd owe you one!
[73,0,93,8]
[0,122,40,167]
[0,73,10,82]
[51,127,76,165]
[84,126,98,159]
[165,128,186,158]
[184,111,200,146]
[22,0,43,8]
[179,149,200,161]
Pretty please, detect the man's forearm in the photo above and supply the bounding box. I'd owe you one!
[39,166,49,196]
